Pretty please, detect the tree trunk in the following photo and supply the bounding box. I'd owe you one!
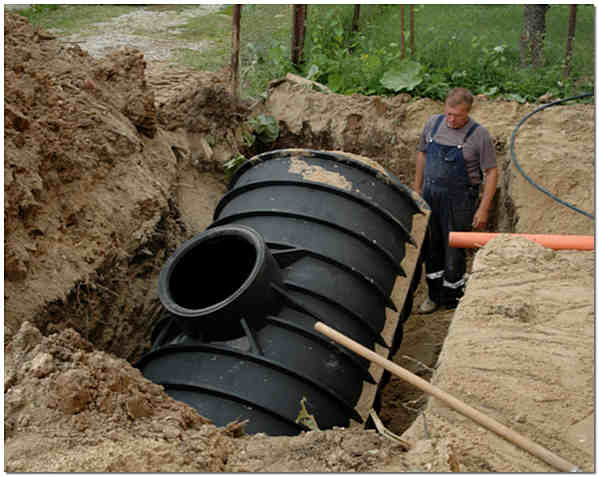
[231,5,241,101]
[563,5,578,80]
[521,5,550,68]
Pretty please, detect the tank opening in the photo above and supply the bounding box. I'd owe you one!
[168,234,258,310]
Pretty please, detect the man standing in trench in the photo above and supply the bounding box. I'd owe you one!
[413,87,498,313]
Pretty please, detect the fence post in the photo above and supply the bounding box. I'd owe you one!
[563,4,578,80]
[231,5,242,101]
[409,5,415,57]
[291,5,307,68]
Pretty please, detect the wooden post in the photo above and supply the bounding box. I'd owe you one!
[231,5,241,101]
[352,5,361,33]
[298,5,307,62]
[409,5,415,57]
[563,4,578,80]
[349,5,360,54]
[291,5,307,68]
[400,5,405,59]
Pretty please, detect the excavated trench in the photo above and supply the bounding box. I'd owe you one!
[5,11,593,471]
[4,12,515,435]
[31,134,510,439]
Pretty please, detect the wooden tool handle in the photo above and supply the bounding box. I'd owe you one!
[314,321,580,472]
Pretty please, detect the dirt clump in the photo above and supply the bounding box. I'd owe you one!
[152,64,252,173]
[288,155,353,190]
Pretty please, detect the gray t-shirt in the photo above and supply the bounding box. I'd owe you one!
[418,114,497,185]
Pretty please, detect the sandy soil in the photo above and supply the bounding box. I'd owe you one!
[4,8,595,472]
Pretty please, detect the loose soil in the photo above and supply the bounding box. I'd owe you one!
[4,8,595,472]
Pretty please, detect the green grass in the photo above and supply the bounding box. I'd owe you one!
[301,4,594,100]
[411,4,594,77]
[174,5,293,98]
[17,4,139,33]
[15,4,595,101]
[173,10,232,72]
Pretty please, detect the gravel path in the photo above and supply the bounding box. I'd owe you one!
[56,5,223,61]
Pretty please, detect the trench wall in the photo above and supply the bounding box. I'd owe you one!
[401,235,594,472]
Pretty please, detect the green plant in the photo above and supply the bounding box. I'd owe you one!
[247,114,280,144]
[224,154,247,180]
[380,60,424,93]
[28,4,60,15]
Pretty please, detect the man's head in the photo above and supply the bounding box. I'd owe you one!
[445,88,473,129]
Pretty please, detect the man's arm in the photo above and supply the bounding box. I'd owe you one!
[413,151,426,195]
[472,166,498,230]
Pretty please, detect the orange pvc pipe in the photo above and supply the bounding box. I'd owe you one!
[449,232,594,251]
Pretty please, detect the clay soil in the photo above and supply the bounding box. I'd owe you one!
[4,9,595,472]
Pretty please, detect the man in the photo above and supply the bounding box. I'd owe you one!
[413,88,498,313]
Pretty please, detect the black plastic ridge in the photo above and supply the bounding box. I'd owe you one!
[151,315,175,349]
[270,283,388,349]
[228,148,426,216]
[160,382,310,433]
[209,210,406,277]
[270,247,310,268]
[268,243,398,312]
[263,314,376,384]
[213,179,417,247]
[240,317,263,356]
[282,280,389,348]
[137,342,364,423]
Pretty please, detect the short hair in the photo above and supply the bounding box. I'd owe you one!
[446,88,474,109]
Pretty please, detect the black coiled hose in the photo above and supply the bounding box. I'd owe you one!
[509,92,594,219]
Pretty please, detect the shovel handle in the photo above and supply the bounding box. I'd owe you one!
[314,321,580,472]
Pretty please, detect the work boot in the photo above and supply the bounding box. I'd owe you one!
[418,296,438,314]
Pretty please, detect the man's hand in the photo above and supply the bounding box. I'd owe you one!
[472,207,489,230]
[472,167,498,230]
[413,151,426,196]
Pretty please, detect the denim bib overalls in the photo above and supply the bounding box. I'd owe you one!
[421,114,479,307]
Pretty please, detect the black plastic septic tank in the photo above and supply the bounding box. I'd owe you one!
[137,149,429,436]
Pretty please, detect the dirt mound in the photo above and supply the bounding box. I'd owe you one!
[3,11,252,362]
[149,62,252,173]
[260,79,423,185]
[6,319,461,473]
[4,321,235,472]
[4,12,183,360]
